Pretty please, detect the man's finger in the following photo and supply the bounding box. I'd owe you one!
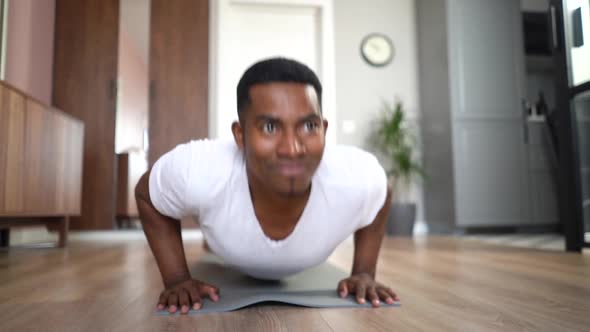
[385,287,400,301]
[367,286,380,307]
[356,284,367,304]
[157,292,168,310]
[377,289,394,304]
[337,280,348,298]
[202,284,220,302]
[167,293,179,313]
[178,289,190,314]
[188,288,202,310]
[207,288,219,302]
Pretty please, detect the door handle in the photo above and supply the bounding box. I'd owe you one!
[109,79,118,114]
[149,80,156,102]
[109,79,116,100]
[522,99,529,144]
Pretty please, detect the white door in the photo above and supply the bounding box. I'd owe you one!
[448,0,532,226]
[210,0,335,141]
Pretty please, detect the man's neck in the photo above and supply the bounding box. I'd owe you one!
[246,171,311,240]
[246,171,311,214]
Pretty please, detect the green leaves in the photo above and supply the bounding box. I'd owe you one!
[370,100,425,184]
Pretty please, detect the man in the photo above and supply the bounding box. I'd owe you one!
[135,58,399,315]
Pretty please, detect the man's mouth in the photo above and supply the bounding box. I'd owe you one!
[276,162,306,177]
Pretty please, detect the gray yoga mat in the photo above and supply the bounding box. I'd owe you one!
[156,255,401,316]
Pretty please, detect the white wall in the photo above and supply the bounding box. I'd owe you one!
[334,0,424,231]
[120,0,150,65]
[116,0,150,153]
[334,0,420,146]
[116,29,148,153]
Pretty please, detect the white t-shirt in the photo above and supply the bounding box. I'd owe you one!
[149,139,387,280]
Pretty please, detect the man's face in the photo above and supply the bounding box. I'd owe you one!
[232,82,328,196]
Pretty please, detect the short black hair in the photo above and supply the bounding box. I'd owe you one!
[236,57,322,117]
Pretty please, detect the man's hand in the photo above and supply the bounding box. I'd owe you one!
[345,182,395,308]
[337,273,399,307]
[136,170,218,315]
[157,278,220,314]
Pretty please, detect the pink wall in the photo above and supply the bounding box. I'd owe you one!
[115,29,148,153]
[5,0,55,105]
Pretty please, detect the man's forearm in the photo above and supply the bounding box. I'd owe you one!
[351,187,391,278]
[136,173,191,287]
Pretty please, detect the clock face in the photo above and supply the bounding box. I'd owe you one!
[360,34,394,67]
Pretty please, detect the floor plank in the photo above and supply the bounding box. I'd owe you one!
[0,234,589,331]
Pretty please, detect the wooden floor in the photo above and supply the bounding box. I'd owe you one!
[0,233,589,331]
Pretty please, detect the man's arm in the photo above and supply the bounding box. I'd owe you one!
[337,185,399,307]
[135,170,218,314]
[135,169,192,287]
[351,185,391,278]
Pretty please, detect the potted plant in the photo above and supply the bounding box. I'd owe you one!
[369,100,425,236]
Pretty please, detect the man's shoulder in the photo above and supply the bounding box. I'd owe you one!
[180,138,238,157]
[318,144,385,187]
[163,138,242,211]
[322,144,381,171]
[156,138,241,187]
[314,145,387,222]
[149,138,241,218]
[164,138,238,168]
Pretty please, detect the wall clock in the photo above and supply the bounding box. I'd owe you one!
[360,33,394,67]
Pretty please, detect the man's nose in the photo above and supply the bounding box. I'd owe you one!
[277,129,305,158]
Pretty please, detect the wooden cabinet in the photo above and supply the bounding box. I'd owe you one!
[0,81,84,247]
[0,86,25,213]
[417,0,559,231]
[526,119,559,224]
[448,0,532,228]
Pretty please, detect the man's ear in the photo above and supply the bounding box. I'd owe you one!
[322,119,329,135]
[231,121,244,150]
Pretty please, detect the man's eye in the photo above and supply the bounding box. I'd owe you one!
[303,121,319,132]
[262,122,276,134]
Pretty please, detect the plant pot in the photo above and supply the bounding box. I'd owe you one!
[386,202,416,236]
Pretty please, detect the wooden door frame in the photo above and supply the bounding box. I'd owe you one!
[148,0,209,166]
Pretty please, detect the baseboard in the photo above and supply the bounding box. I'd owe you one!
[459,224,562,235]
